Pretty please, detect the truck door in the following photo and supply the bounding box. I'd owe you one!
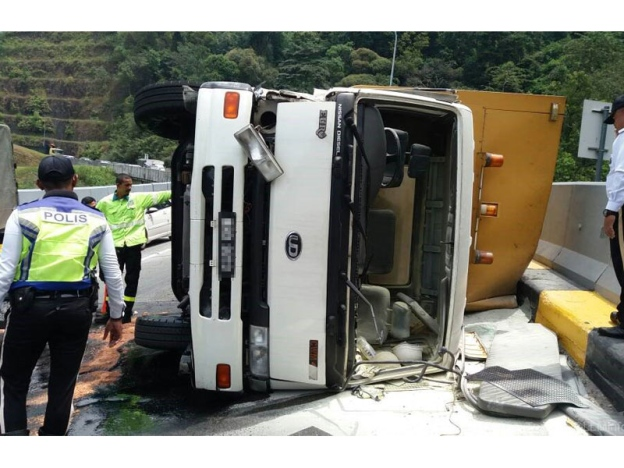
[461,91,566,309]
[266,101,337,389]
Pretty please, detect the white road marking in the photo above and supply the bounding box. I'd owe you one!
[143,247,171,261]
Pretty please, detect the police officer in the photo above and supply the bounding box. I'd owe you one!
[0,156,125,436]
[96,173,171,323]
[600,95,624,338]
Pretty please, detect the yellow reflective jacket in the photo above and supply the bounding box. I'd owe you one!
[96,190,171,248]
[13,194,109,290]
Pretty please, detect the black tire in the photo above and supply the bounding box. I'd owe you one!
[133,81,200,141]
[134,314,191,351]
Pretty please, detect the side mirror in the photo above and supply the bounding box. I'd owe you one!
[407,143,432,178]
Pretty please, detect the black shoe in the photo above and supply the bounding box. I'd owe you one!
[2,429,29,436]
[596,326,624,338]
[610,311,621,326]
[122,310,133,324]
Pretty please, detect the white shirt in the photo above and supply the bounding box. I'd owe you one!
[0,207,125,319]
[606,127,624,212]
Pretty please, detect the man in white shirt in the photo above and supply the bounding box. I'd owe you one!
[600,95,624,338]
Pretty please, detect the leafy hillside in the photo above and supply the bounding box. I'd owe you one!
[14,143,45,166]
[12,144,117,189]
[0,32,117,157]
[2,31,624,181]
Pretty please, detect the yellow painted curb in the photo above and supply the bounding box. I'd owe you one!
[535,290,615,368]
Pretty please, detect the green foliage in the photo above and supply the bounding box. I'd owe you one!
[6,31,624,184]
[106,111,176,164]
[553,150,607,182]
[25,93,51,115]
[16,113,46,133]
[225,48,278,86]
[485,62,527,93]
[75,165,117,186]
[337,74,388,87]
[80,142,108,160]
[15,165,116,189]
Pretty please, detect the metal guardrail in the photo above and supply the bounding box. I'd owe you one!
[18,159,172,205]
[18,181,171,205]
[73,159,171,183]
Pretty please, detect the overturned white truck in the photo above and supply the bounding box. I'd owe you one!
[133,81,479,393]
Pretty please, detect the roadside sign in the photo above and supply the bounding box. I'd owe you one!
[578,99,615,160]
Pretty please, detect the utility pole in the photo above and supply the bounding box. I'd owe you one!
[389,32,398,86]
[595,106,611,181]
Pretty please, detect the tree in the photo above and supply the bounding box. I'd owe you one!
[106,111,176,164]
[486,61,527,92]
[225,48,278,87]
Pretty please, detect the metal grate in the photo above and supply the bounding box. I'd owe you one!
[467,366,587,408]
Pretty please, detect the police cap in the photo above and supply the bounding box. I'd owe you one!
[38,156,75,182]
[604,95,624,125]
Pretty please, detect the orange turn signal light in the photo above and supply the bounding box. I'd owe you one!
[480,203,499,217]
[216,364,231,389]
[224,92,240,119]
[484,153,504,167]
[474,250,494,264]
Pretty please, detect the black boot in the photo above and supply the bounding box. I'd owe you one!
[122,304,134,324]
[1,429,29,436]
[38,427,66,436]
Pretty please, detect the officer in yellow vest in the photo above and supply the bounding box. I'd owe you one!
[0,156,125,436]
[96,173,171,323]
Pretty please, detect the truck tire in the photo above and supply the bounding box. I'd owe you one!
[134,314,191,351]
[133,81,200,141]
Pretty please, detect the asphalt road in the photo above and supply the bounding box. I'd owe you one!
[7,239,620,444]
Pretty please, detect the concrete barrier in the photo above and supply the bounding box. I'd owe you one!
[18,182,171,205]
[535,182,620,305]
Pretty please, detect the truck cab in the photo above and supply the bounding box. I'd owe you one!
[134,81,475,393]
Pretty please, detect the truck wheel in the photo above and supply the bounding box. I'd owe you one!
[134,314,191,351]
[133,81,200,141]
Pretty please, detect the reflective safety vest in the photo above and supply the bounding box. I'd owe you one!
[96,190,171,248]
[11,195,110,291]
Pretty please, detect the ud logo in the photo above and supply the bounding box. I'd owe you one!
[316,110,327,139]
[285,232,302,260]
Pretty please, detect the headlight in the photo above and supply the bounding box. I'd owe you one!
[234,124,284,182]
[249,325,269,378]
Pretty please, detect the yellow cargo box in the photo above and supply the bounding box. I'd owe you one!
[458,90,566,310]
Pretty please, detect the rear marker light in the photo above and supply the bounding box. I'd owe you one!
[480,203,499,217]
[474,250,494,264]
[224,92,240,119]
[216,364,231,389]
[484,153,504,167]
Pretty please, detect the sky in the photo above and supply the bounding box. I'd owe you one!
[0,2,616,32]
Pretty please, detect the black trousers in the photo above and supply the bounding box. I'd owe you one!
[115,244,142,316]
[610,211,624,323]
[0,295,92,435]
